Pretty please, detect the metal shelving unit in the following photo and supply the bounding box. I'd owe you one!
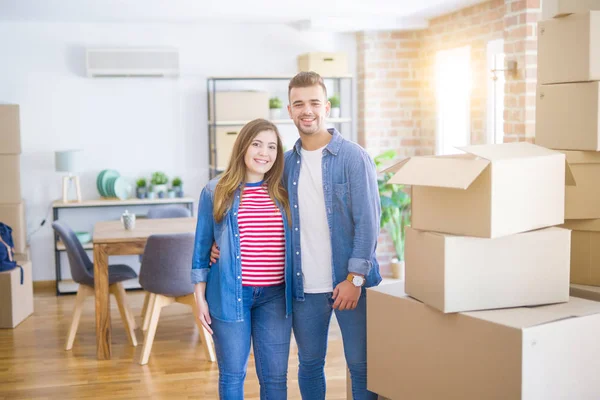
[206,75,354,179]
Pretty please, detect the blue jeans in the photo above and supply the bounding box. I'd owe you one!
[211,284,292,400]
[292,292,377,400]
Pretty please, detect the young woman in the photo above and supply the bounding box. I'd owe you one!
[191,119,292,400]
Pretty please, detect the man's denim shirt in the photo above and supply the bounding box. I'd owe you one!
[284,128,382,301]
[191,178,293,322]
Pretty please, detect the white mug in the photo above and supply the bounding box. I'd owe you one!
[121,210,136,230]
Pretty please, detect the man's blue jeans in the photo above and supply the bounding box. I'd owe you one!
[292,292,377,400]
[211,284,292,400]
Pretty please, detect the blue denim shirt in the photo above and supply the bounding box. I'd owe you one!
[284,128,382,300]
[191,178,293,322]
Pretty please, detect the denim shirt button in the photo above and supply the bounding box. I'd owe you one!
[295,227,298,231]
[293,182,297,185]
[296,272,300,276]
[297,160,300,164]
[235,233,238,237]
[236,255,240,259]
[294,205,297,208]
[296,251,299,255]
[237,276,241,279]
[238,298,241,301]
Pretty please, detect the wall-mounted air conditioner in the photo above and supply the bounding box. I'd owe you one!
[85,47,180,78]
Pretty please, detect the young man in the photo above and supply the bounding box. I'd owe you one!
[284,71,381,400]
[210,72,381,399]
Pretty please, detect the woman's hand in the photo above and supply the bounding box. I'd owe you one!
[195,296,213,335]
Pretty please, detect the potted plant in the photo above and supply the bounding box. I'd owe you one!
[374,150,411,279]
[269,97,283,120]
[151,172,169,197]
[172,176,184,198]
[136,178,147,199]
[328,94,340,118]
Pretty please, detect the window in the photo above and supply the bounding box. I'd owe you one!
[487,39,505,144]
[435,46,472,155]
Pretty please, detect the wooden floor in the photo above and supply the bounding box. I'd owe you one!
[0,287,348,399]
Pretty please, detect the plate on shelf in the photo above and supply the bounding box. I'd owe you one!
[100,170,120,198]
[113,177,133,200]
[75,231,92,244]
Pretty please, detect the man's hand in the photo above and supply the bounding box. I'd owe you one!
[195,296,213,335]
[332,280,361,310]
[209,242,220,265]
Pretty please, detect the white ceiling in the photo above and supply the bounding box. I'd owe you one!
[0,0,488,31]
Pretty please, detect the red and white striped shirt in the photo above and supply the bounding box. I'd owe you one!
[238,182,285,286]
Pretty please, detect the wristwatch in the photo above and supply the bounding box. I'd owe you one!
[347,273,365,287]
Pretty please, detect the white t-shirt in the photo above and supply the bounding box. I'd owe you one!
[298,145,333,293]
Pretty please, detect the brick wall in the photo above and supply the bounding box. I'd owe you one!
[357,0,540,275]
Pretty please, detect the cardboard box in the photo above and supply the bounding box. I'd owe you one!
[297,52,349,76]
[0,202,26,254]
[213,125,243,171]
[538,12,600,84]
[536,82,600,151]
[13,246,30,262]
[571,283,600,301]
[405,227,570,313]
[0,155,21,204]
[367,283,600,400]
[385,142,573,238]
[542,0,600,20]
[0,105,21,154]
[0,261,33,328]
[561,219,600,285]
[561,151,600,219]
[208,91,269,122]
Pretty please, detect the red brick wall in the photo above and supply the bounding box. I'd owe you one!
[357,0,540,275]
[503,0,541,142]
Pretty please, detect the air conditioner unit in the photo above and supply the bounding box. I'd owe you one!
[85,47,180,78]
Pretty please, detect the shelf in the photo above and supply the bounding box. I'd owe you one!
[208,75,353,80]
[52,197,195,209]
[209,118,352,127]
[57,242,93,251]
[58,278,142,294]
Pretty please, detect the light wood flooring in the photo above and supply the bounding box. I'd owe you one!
[0,287,349,399]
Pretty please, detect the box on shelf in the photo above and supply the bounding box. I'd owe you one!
[538,12,600,84]
[0,105,21,155]
[561,151,600,219]
[385,142,573,238]
[214,125,243,171]
[13,247,30,262]
[0,261,33,328]
[297,52,348,76]
[0,155,21,204]
[367,283,600,400]
[542,0,600,20]
[561,219,600,285]
[405,227,570,313]
[536,82,600,151]
[0,202,27,254]
[208,91,269,122]
[571,283,600,301]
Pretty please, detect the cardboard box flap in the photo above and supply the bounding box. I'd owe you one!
[562,150,600,165]
[387,157,490,189]
[464,297,600,329]
[458,142,558,161]
[458,142,575,186]
[380,157,409,175]
[561,219,600,232]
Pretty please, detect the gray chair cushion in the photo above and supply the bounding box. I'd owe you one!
[139,233,194,298]
[52,220,138,287]
[146,205,191,219]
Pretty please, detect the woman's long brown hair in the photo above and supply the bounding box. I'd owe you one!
[213,119,290,223]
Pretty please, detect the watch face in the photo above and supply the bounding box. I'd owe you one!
[352,276,364,286]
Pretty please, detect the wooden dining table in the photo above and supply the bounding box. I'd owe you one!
[92,217,197,360]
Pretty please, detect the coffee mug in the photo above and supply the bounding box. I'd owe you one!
[121,210,136,230]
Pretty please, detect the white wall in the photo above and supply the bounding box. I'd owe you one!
[0,21,356,281]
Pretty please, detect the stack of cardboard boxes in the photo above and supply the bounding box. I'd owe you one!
[536,1,600,305]
[367,142,600,399]
[0,104,33,329]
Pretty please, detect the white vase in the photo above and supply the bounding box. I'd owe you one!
[330,107,340,118]
[269,108,282,120]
